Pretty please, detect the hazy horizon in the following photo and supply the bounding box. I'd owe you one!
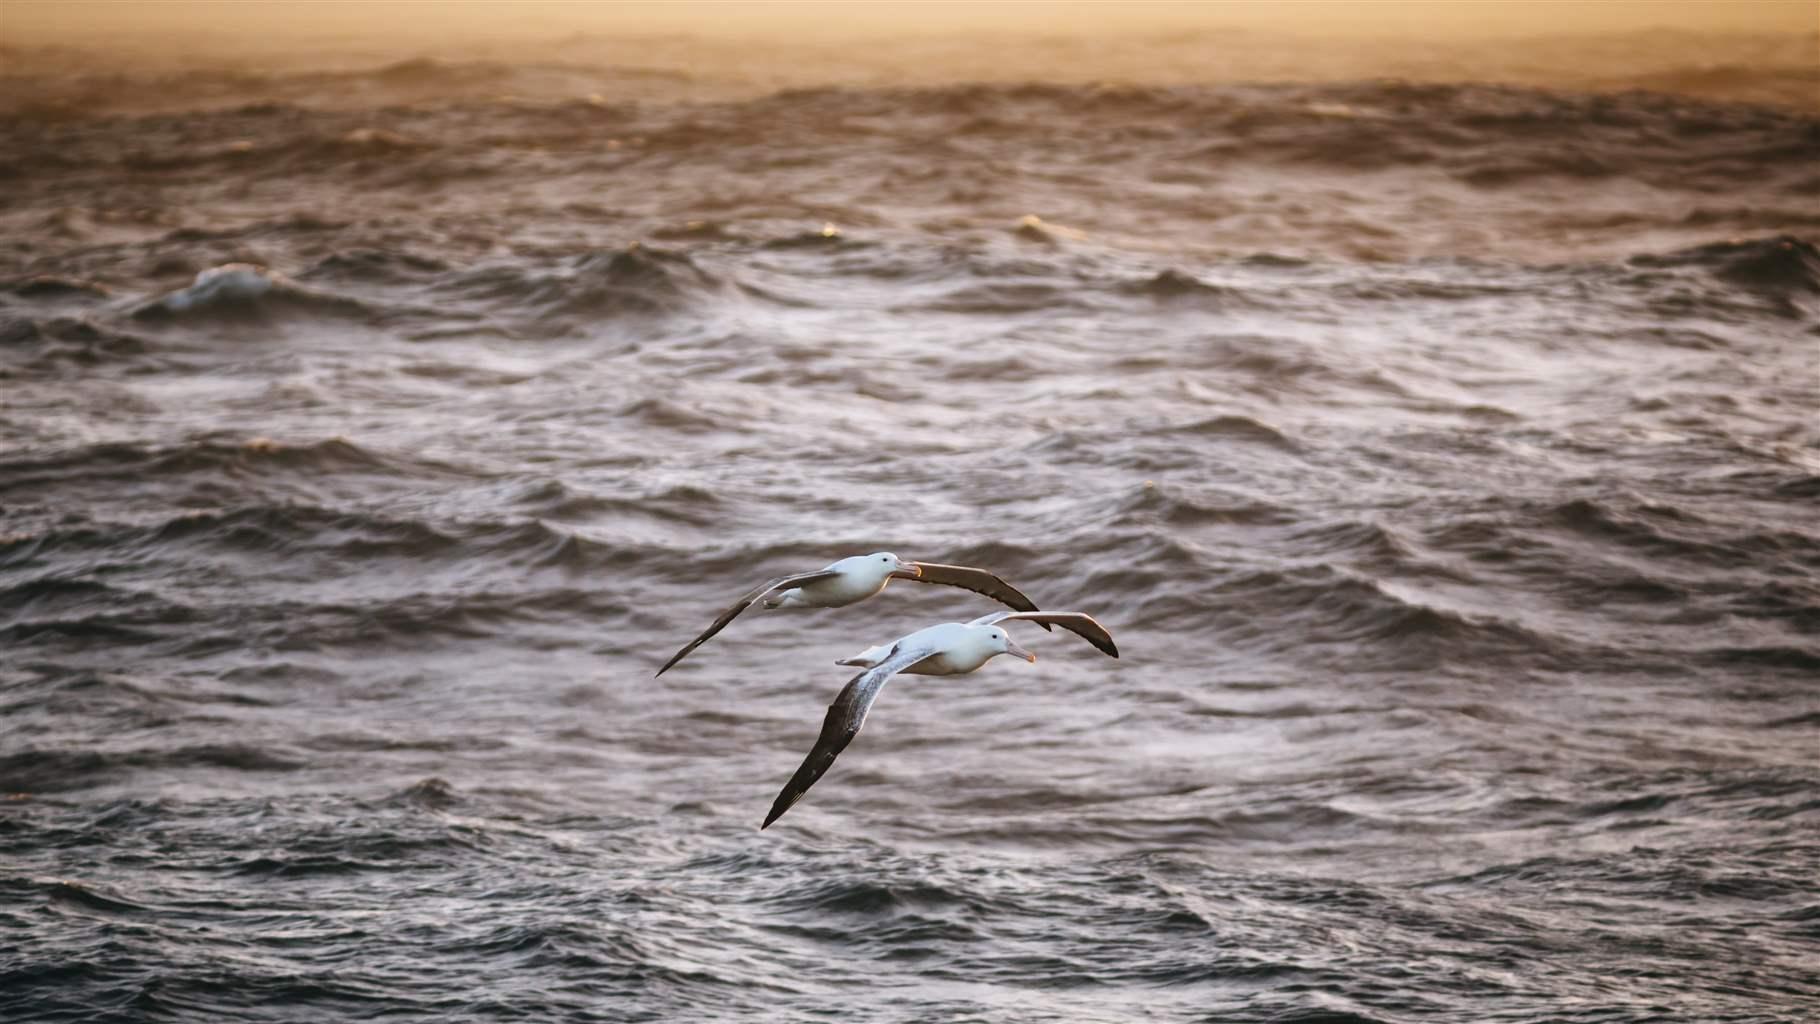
[5,0,1816,48]
[6,0,1815,117]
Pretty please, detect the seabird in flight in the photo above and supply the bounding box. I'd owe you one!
[655,552,1048,676]
[761,611,1119,829]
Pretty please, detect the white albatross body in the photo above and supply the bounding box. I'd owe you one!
[761,610,1119,829]
[836,621,1010,677]
[761,552,909,609]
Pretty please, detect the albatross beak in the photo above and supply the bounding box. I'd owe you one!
[891,561,923,579]
[1006,639,1037,663]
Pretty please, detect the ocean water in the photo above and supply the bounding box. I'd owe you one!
[2,38,1818,1023]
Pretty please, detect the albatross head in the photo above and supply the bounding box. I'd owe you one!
[980,626,1036,664]
[873,552,921,580]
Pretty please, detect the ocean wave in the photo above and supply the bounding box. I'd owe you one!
[616,395,729,434]
[387,777,462,808]
[1212,567,1558,666]
[0,744,303,792]
[0,577,146,633]
[904,280,1093,315]
[1547,495,1820,572]
[367,56,515,91]
[0,505,470,578]
[7,83,1811,290]
[1627,235,1820,314]
[2,275,112,301]
[0,314,151,372]
[760,225,852,250]
[300,247,452,285]
[130,263,375,322]
[770,875,984,917]
[437,244,729,334]
[0,437,463,505]
[119,127,438,177]
[1119,268,1243,304]
[1153,414,1303,452]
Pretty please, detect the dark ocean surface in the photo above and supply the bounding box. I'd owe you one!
[2,37,1818,1023]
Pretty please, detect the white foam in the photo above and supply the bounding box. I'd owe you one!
[157,263,280,312]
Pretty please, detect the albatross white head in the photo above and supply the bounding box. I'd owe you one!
[972,624,1038,665]
[836,551,920,586]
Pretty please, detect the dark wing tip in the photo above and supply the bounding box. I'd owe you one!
[1041,613,1116,657]
[653,640,698,677]
[763,786,798,828]
[1078,621,1118,658]
[761,789,799,830]
[760,715,856,831]
[655,575,817,680]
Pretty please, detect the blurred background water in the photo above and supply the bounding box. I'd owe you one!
[2,6,1818,1022]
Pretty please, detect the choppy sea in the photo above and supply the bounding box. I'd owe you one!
[2,37,1818,1023]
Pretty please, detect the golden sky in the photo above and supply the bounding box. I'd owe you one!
[5,0,1816,42]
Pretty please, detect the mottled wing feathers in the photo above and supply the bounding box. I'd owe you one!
[906,562,1050,629]
[761,643,935,829]
[761,689,861,830]
[655,569,843,677]
[969,610,1119,658]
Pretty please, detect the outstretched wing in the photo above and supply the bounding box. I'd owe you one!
[968,610,1119,659]
[761,642,938,829]
[654,569,843,677]
[903,561,1049,629]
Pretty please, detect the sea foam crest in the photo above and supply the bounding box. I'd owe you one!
[150,263,283,313]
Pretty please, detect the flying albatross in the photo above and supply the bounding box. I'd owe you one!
[761,610,1119,829]
[655,552,1048,676]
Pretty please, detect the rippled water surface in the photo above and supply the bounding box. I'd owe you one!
[2,37,1818,1024]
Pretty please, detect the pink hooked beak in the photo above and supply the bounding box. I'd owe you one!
[1006,639,1037,663]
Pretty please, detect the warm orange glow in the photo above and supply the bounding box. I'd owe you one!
[4,0,1815,44]
[3,1,1814,114]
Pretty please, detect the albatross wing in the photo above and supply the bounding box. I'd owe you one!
[655,568,844,677]
[903,561,1050,628]
[761,642,936,829]
[968,610,1119,658]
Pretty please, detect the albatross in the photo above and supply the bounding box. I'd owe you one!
[655,552,1048,676]
[761,610,1119,829]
